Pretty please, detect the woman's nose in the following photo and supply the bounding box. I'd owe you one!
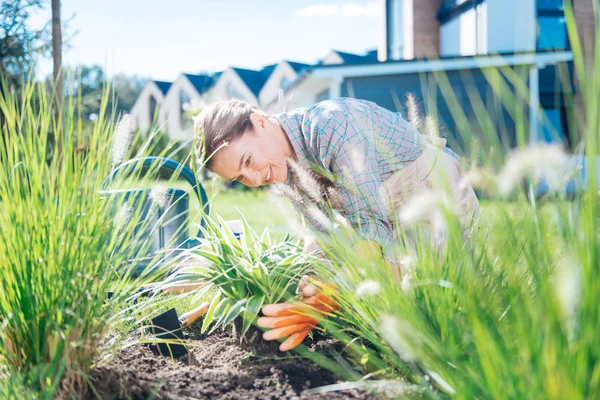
[245,170,262,187]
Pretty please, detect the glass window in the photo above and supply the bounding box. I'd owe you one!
[538,0,563,11]
[149,95,157,125]
[540,108,564,144]
[180,91,191,129]
[226,82,243,100]
[538,17,567,50]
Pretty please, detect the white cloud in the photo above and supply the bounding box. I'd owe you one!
[342,3,380,17]
[295,2,380,18]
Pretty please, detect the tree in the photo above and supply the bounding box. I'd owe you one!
[51,0,62,104]
[0,0,45,90]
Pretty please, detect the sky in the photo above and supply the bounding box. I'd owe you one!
[29,0,381,82]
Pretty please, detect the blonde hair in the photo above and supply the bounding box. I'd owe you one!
[194,99,265,168]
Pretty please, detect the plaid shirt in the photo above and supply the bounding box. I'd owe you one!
[274,97,426,246]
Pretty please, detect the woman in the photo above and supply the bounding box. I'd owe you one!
[194,97,479,351]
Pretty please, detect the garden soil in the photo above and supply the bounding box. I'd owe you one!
[86,326,374,400]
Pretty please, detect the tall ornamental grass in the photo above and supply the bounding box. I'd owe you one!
[301,3,599,398]
[0,80,176,397]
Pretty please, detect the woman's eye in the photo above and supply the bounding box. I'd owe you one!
[246,156,252,166]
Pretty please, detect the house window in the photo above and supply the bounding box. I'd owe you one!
[226,82,243,100]
[540,107,566,145]
[389,0,404,60]
[537,16,567,50]
[280,76,291,90]
[538,0,563,12]
[149,95,157,126]
[439,0,486,56]
[537,0,567,51]
[180,90,191,130]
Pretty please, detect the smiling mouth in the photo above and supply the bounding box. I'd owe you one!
[265,167,273,184]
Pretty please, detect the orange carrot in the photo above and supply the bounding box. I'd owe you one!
[279,330,311,352]
[179,302,210,327]
[302,293,337,306]
[262,302,332,317]
[257,314,316,329]
[262,323,316,341]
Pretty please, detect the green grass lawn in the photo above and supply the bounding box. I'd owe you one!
[189,186,296,241]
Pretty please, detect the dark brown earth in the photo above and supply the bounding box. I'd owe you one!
[86,325,374,400]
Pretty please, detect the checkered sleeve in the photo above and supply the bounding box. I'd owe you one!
[310,102,394,246]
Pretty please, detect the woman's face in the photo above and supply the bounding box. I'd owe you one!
[209,114,291,187]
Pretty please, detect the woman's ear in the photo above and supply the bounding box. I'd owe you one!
[249,113,266,130]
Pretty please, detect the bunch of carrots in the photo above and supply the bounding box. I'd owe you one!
[258,279,338,351]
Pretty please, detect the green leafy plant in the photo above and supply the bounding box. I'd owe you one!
[175,214,316,339]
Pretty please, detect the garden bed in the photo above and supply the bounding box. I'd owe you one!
[87,327,372,400]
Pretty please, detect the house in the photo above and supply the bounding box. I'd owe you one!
[206,65,275,107]
[157,73,217,142]
[272,49,380,112]
[281,0,596,151]
[130,80,172,132]
[320,49,379,65]
[260,60,311,113]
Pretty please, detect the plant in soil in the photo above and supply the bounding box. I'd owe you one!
[169,214,318,347]
[0,79,189,398]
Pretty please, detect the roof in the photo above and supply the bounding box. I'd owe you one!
[183,73,214,94]
[315,49,572,69]
[153,80,172,95]
[332,50,367,64]
[260,64,277,79]
[231,67,268,97]
[362,49,379,62]
[286,61,311,74]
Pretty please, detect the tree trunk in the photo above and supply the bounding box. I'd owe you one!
[51,0,63,105]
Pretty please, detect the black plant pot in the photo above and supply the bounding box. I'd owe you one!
[148,307,188,358]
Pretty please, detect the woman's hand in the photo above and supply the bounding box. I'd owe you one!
[257,275,338,352]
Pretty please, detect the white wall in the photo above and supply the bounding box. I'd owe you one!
[204,68,259,107]
[258,62,298,110]
[389,0,404,60]
[460,8,477,56]
[487,0,536,53]
[277,75,333,112]
[159,76,204,142]
[130,82,166,132]
[441,17,461,56]
[321,52,345,65]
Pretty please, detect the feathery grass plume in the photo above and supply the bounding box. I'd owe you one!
[355,280,381,297]
[149,184,169,208]
[380,315,416,362]
[458,167,493,192]
[111,114,134,167]
[306,204,334,231]
[423,115,440,138]
[114,202,133,229]
[554,255,581,334]
[405,93,423,132]
[400,273,412,293]
[398,190,455,225]
[325,187,344,210]
[496,144,569,197]
[275,183,305,207]
[288,158,323,203]
[349,146,366,174]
